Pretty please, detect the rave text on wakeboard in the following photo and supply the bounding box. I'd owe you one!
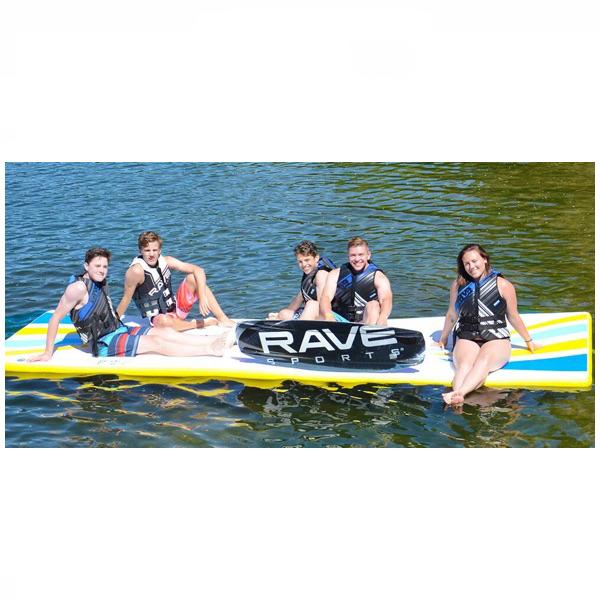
[258,325,403,364]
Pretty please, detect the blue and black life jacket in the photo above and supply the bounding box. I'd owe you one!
[455,269,510,341]
[69,275,122,356]
[130,255,176,320]
[300,256,336,302]
[332,261,382,323]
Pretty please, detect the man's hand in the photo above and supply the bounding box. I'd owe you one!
[28,351,53,362]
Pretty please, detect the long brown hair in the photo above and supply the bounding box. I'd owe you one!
[456,243,491,285]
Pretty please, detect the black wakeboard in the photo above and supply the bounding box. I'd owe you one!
[236,320,425,370]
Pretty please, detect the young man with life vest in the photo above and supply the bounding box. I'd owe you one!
[116,231,235,331]
[267,240,336,321]
[28,248,230,363]
[320,236,393,326]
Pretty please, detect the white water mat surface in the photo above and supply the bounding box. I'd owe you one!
[5,311,592,390]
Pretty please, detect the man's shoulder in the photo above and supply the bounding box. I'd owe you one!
[126,262,146,281]
[374,270,392,288]
[65,279,88,299]
[163,255,181,267]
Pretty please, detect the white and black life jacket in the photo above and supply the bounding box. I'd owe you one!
[130,255,176,320]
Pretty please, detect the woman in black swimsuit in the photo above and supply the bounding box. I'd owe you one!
[438,244,538,405]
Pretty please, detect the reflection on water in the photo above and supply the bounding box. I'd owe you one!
[4,162,595,447]
[5,376,594,448]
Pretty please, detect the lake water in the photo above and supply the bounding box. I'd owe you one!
[4,162,595,447]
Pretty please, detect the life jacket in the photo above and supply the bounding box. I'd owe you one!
[130,255,176,319]
[455,269,510,341]
[332,261,382,322]
[300,256,336,302]
[69,275,122,356]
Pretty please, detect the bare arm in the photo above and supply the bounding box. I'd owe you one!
[116,265,144,318]
[319,268,340,321]
[374,271,393,326]
[166,256,209,316]
[438,280,458,348]
[268,291,303,319]
[314,269,329,301]
[285,291,304,312]
[28,282,87,361]
[499,278,539,352]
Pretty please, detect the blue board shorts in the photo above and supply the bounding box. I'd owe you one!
[331,311,350,323]
[96,325,152,357]
[292,309,349,322]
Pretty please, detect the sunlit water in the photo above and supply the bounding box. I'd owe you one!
[4,162,595,447]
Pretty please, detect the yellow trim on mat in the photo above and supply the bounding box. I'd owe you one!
[510,313,586,335]
[5,345,81,357]
[510,338,587,358]
[17,325,76,336]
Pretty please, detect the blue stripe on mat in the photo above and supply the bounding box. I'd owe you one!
[30,312,73,325]
[504,353,588,372]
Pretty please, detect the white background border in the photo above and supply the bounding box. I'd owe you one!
[2,2,597,598]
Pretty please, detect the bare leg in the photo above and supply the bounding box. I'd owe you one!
[153,313,217,332]
[185,274,235,327]
[445,339,511,405]
[298,300,319,320]
[442,339,480,404]
[451,339,481,390]
[362,300,381,325]
[137,328,231,357]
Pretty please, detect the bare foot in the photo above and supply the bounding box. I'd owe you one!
[442,390,464,405]
[442,391,455,404]
[448,392,464,405]
[197,317,218,328]
[208,332,232,356]
[218,317,236,327]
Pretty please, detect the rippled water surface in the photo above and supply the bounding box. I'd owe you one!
[4,162,595,447]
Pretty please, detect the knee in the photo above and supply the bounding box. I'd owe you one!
[453,352,477,371]
[303,300,318,315]
[152,314,170,328]
[473,354,492,370]
[366,300,380,314]
[455,360,475,373]
[185,272,196,288]
[363,301,380,321]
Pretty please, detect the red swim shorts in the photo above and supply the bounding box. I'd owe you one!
[175,279,198,319]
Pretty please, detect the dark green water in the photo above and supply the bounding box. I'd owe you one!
[4,162,595,447]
